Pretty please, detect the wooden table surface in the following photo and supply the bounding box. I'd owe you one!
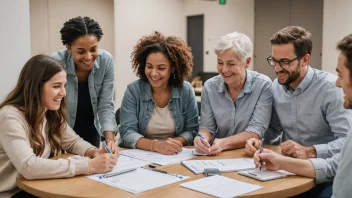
[17,145,314,198]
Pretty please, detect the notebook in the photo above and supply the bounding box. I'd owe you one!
[120,148,195,165]
[181,175,262,197]
[88,167,189,194]
[238,169,295,181]
[181,158,255,174]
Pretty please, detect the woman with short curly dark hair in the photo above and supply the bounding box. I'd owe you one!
[120,31,199,155]
[51,16,117,153]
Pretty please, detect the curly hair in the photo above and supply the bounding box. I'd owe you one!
[60,16,103,46]
[131,31,193,87]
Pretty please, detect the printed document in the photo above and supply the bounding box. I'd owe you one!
[120,148,195,165]
[181,158,255,174]
[181,175,262,197]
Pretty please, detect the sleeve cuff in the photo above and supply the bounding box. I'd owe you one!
[245,126,262,138]
[101,122,118,135]
[69,158,89,175]
[72,140,96,156]
[314,144,329,159]
[121,132,144,148]
[309,158,329,184]
[199,126,216,137]
[179,131,195,146]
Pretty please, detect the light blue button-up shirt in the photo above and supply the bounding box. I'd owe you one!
[51,49,117,136]
[266,66,351,159]
[120,80,199,148]
[200,70,273,138]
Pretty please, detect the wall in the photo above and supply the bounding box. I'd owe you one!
[0,0,31,101]
[114,0,185,107]
[30,0,115,56]
[322,0,352,74]
[183,0,255,72]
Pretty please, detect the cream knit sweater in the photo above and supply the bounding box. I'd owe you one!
[0,105,94,198]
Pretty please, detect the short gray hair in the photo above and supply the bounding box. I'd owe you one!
[214,32,253,62]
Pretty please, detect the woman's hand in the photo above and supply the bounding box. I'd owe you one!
[245,138,261,156]
[154,138,182,155]
[194,136,211,154]
[88,153,118,174]
[253,148,283,171]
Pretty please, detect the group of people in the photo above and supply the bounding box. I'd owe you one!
[0,15,352,198]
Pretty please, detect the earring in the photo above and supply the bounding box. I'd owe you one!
[172,72,176,80]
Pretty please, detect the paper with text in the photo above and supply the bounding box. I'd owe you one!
[120,148,195,165]
[89,167,189,194]
[181,158,256,174]
[181,175,262,197]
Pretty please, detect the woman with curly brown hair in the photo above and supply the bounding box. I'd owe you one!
[120,31,199,155]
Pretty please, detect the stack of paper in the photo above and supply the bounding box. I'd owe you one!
[120,148,195,165]
[181,175,262,197]
[181,158,256,174]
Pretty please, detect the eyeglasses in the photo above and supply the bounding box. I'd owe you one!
[267,56,301,69]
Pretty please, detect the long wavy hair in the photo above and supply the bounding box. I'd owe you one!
[0,55,67,157]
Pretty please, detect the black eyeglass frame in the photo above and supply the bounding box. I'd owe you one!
[267,56,302,69]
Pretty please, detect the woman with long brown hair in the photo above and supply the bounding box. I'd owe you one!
[0,55,118,198]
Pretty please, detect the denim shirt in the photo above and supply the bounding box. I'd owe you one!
[200,70,273,138]
[120,80,199,148]
[265,66,351,159]
[51,49,117,136]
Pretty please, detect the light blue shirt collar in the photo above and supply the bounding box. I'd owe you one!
[217,69,253,96]
[142,80,181,101]
[284,66,314,93]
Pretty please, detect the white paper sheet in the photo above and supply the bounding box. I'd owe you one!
[181,175,262,197]
[181,158,256,174]
[120,148,195,165]
[89,167,189,194]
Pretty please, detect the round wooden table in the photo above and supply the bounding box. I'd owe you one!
[17,145,314,198]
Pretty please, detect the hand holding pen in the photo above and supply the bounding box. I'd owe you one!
[253,147,282,171]
[194,132,212,154]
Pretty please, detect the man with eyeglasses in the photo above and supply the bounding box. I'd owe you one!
[252,34,352,198]
[245,26,351,160]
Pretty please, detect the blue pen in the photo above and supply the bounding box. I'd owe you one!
[197,133,205,139]
[259,138,264,171]
[102,141,111,154]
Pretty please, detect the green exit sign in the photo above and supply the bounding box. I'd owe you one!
[219,0,226,5]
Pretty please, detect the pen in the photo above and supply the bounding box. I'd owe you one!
[196,133,205,139]
[102,167,137,178]
[102,141,111,154]
[259,138,264,171]
[142,167,183,179]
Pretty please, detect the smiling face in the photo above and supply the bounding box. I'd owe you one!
[336,53,352,109]
[67,34,98,72]
[217,50,249,87]
[145,52,173,91]
[42,71,67,111]
[271,44,306,87]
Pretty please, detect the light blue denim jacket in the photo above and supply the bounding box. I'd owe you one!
[120,80,199,148]
[51,49,117,136]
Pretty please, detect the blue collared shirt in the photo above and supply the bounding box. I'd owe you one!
[266,66,351,159]
[200,70,273,138]
[120,80,199,148]
[51,49,117,136]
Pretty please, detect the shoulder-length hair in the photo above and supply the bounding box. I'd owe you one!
[0,54,67,157]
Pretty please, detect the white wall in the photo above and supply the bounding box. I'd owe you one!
[30,0,115,56]
[322,0,352,74]
[0,0,31,101]
[184,0,255,72]
[114,0,185,107]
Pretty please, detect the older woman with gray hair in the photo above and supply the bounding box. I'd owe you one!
[194,32,273,155]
